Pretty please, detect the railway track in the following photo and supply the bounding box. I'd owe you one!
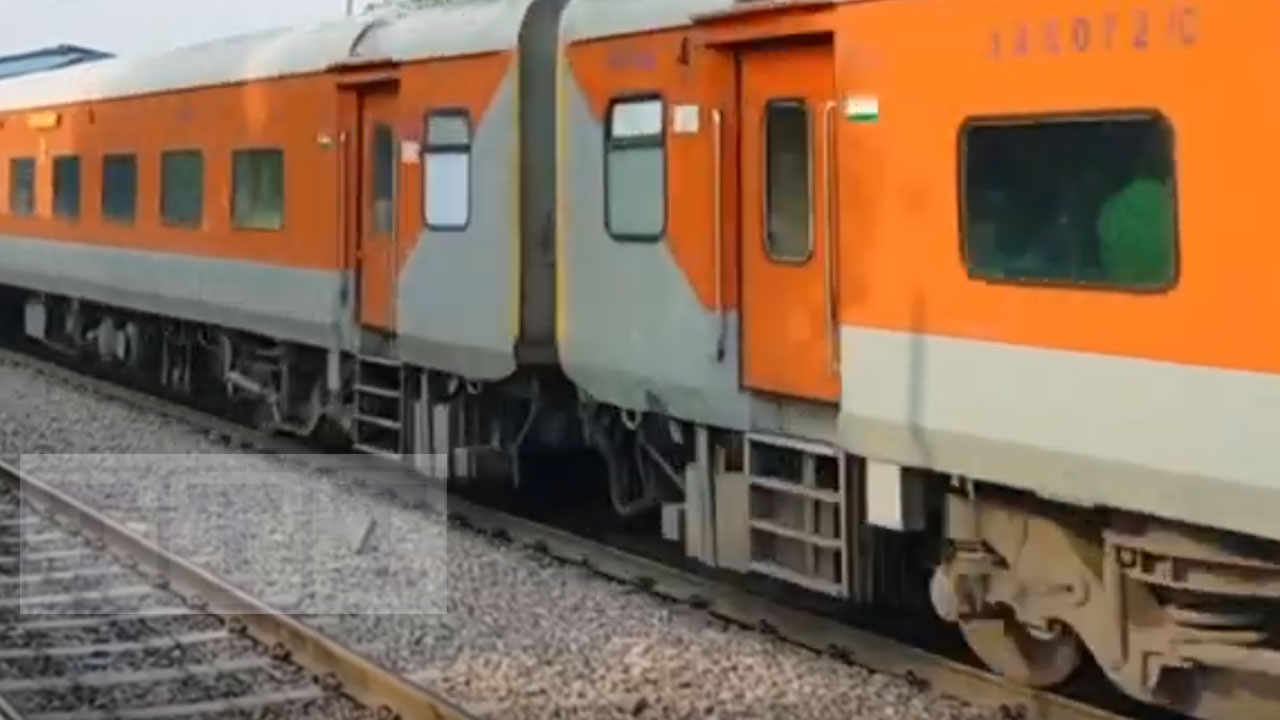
[0,345,1145,720]
[0,453,472,720]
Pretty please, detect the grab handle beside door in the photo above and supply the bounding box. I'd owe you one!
[821,100,839,373]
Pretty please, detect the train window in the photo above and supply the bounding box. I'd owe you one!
[764,100,812,262]
[52,156,81,221]
[605,96,665,241]
[371,124,394,235]
[8,158,34,216]
[962,114,1177,289]
[102,154,137,224]
[423,110,471,231]
[232,148,284,231]
[161,149,204,229]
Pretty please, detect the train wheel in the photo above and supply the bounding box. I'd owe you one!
[960,614,1082,688]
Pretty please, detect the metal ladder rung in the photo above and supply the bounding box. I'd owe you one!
[749,518,843,550]
[746,432,839,457]
[356,354,403,368]
[749,475,842,505]
[749,560,845,597]
[355,414,401,431]
[355,384,401,399]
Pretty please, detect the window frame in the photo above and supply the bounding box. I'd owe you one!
[101,152,138,225]
[957,108,1181,293]
[230,147,286,232]
[762,97,815,265]
[421,107,473,232]
[8,157,35,217]
[52,154,81,222]
[603,92,667,243]
[159,148,205,230]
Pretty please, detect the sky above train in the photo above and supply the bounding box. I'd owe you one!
[0,0,358,56]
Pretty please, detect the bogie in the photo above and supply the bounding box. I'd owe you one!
[931,484,1280,717]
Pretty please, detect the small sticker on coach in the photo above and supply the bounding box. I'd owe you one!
[672,104,700,135]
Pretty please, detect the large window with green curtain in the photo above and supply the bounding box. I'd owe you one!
[961,114,1178,289]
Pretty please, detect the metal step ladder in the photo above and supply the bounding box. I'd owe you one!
[352,354,404,460]
[744,432,850,598]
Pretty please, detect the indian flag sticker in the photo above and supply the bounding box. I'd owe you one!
[844,95,879,123]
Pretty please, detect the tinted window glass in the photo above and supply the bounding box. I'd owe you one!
[102,154,137,224]
[371,124,394,235]
[53,155,80,220]
[8,158,34,216]
[232,148,284,230]
[765,100,811,262]
[963,116,1177,288]
[161,150,203,228]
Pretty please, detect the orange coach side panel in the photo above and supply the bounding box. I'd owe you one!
[0,74,343,272]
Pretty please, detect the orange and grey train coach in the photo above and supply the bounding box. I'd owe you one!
[1,0,1275,716]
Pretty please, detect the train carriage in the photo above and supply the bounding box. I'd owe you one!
[2,0,1280,716]
[0,24,358,354]
[557,0,1280,716]
[0,0,563,456]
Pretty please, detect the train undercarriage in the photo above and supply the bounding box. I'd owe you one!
[9,287,1280,719]
[932,485,1280,718]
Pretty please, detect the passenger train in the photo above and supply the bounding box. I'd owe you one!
[0,0,1270,716]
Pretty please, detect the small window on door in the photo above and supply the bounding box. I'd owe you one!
[764,99,812,262]
[371,124,395,235]
[423,110,471,231]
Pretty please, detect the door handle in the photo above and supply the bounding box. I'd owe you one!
[822,100,839,373]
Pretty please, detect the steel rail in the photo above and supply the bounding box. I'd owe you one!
[0,693,22,720]
[0,457,476,720]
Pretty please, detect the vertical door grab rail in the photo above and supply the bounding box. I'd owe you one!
[338,130,349,268]
[339,129,356,320]
[390,129,400,329]
[822,100,838,372]
[712,108,726,362]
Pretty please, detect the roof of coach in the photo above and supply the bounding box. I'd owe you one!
[560,0,736,43]
[0,0,532,113]
[356,0,535,61]
[0,19,366,112]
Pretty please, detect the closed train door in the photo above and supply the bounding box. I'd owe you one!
[357,86,399,331]
[738,42,840,403]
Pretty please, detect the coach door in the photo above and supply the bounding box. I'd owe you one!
[356,86,399,331]
[738,41,840,402]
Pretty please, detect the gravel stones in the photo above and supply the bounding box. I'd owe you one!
[0,357,1000,720]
